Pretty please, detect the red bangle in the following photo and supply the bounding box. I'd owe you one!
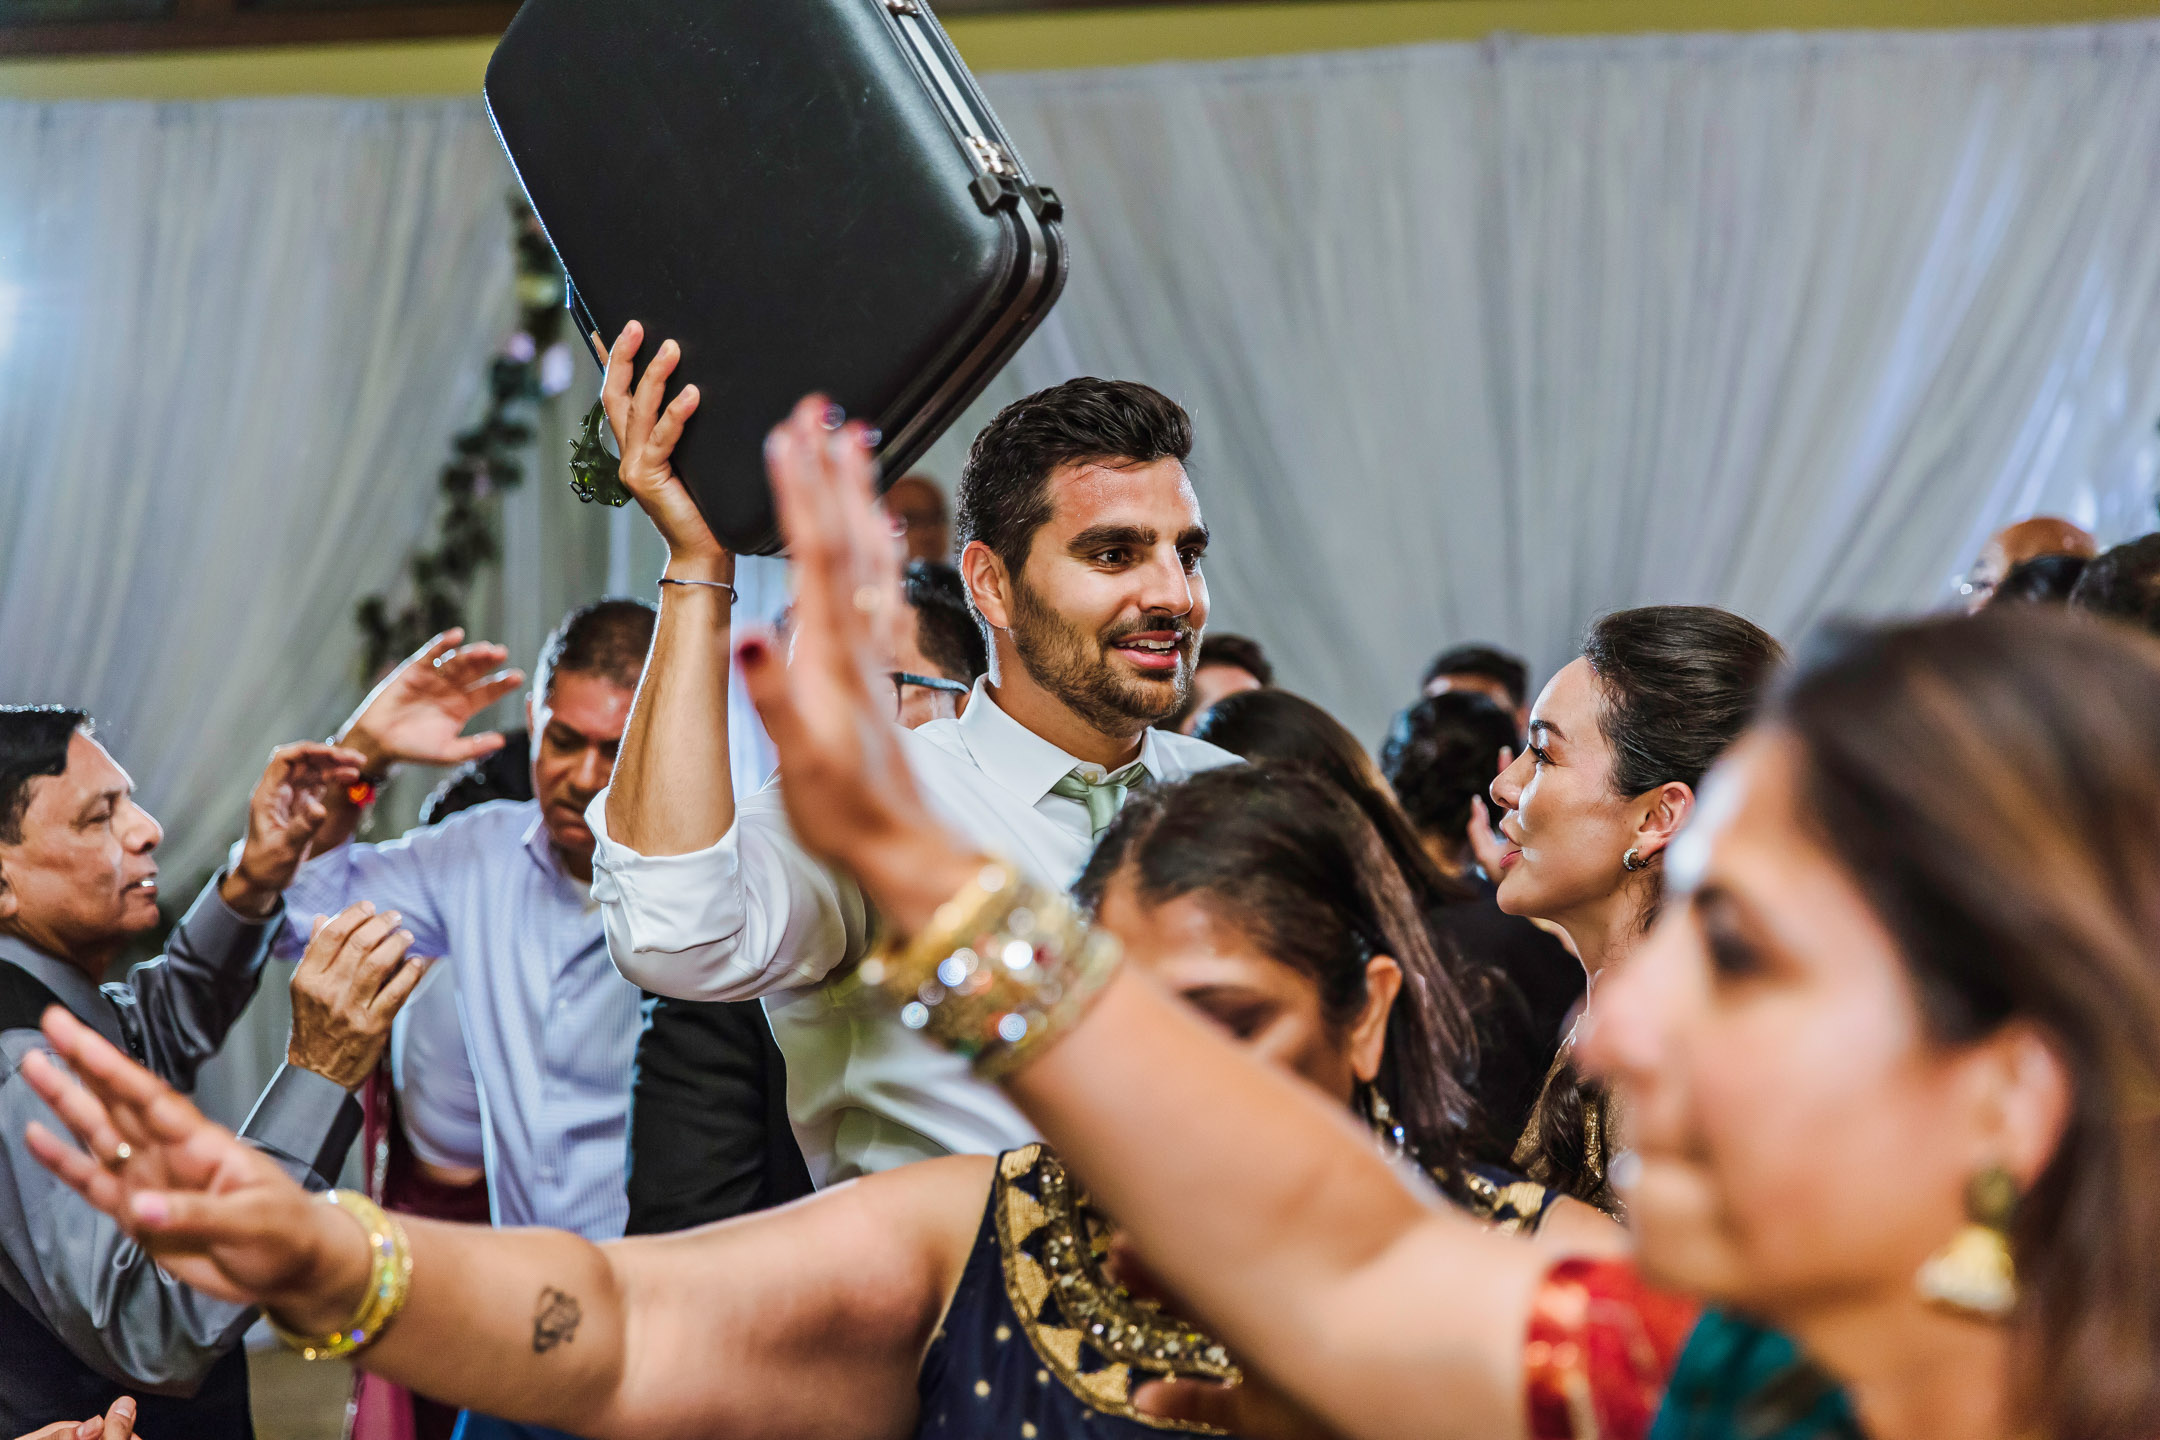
[1524,1258,1700,1440]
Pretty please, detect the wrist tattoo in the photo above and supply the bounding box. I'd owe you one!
[532,1286,582,1354]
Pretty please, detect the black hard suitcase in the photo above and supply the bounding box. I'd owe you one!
[485,0,1067,555]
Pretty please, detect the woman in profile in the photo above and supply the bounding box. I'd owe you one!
[1486,607,1783,1212]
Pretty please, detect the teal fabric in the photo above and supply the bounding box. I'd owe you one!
[1649,1313,1864,1440]
[1048,763,1148,839]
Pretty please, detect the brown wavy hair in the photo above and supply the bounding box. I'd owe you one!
[1777,607,2160,1438]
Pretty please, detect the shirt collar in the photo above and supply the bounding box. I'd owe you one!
[956,678,1154,806]
[521,803,589,894]
[0,931,115,1038]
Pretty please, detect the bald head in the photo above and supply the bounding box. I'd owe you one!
[880,474,951,565]
[1969,516,2096,610]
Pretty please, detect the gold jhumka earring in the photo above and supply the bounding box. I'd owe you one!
[1916,1164,2019,1320]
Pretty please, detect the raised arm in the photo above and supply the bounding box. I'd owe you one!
[22,1008,983,1440]
[732,397,1545,1440]
[596,321,738,858]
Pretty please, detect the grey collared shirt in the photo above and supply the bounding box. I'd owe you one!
[0,873,358,1394]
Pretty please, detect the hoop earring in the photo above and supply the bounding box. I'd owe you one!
[1361,1082,1408,1162]
[1622,847,1651,873]
[1916,1165,2019,1320]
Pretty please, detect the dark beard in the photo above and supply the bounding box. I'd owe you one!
[1009,576,1193,734]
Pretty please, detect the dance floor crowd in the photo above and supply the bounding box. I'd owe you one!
[4,325,2159,1440]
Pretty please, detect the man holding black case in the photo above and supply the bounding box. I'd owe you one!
[586,325,1233,1185]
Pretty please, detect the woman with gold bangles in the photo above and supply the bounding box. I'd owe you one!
[15,755,1617,1440]
[28,400,2160,1440]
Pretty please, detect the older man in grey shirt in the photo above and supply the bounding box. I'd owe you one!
[0,707,429,1440]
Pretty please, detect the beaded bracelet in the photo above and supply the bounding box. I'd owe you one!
[858,860,1123,1078]
[267,1189,415,1361]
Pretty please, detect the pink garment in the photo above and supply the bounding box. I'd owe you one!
[345,1062,490,1440]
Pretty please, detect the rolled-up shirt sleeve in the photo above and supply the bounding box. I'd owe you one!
[586,781,871,1002]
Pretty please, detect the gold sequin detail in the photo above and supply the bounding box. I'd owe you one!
[995,1146,1238,1433]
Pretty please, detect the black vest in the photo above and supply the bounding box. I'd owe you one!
[0,961,252,1440]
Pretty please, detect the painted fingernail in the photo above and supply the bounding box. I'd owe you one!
[822,403,846,430]
[737,637,769,667]
[131,1193,169,1225]
[862,426,883,448]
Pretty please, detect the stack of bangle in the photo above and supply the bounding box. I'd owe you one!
[267,1189,415,1361]
[858,860,1122,1079]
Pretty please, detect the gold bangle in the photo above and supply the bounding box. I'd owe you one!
[267,1190,414,1361]
[859,861,1123,1078]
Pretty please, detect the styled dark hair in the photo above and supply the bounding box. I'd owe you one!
[1192,690,1476,914]
[1776,608,2160,1437]
[1581,606,1785,800]
[534,599,658,700]
[1074,766,1482,1192]
[1381,691,1521,849]
[0,707,89,845]
[1992,553,2089,607]
[1196,633,1273,688]
[1421,644,1529,713]
[2069,533,2160,638]
[903,560,988,685]
[954,377,1193,581]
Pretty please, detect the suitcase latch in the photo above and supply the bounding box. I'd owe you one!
[965,135,1015,178]
[882,0,922,13]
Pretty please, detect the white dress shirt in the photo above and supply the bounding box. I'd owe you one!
[277,800,641,1239]
[588,678,1235,1184]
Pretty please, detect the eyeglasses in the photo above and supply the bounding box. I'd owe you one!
[891,671,971,703]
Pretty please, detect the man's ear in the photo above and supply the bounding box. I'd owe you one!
[0,856,17,925]
[1349,956,1403,1085]
[1631,781,1696,863]
[962,540,1015,632]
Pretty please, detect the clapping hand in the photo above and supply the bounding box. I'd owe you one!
[20,1008,360,1328]
[339,629,525,772]
[286,903,432,1090]
[734,395,980,938]
[221,742,369,918]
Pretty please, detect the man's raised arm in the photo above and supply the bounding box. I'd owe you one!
[596,322,737,857]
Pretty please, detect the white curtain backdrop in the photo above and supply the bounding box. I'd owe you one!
[9,21,2160,1113]
[911,21,2160,746]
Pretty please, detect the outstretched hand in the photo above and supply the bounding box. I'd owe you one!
[734,395,980,939]
[601,322,729,575]
[339,629,525,772]
[20,1008,363,1325]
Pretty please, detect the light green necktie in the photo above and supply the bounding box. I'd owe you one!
[1049,763,1148,839]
